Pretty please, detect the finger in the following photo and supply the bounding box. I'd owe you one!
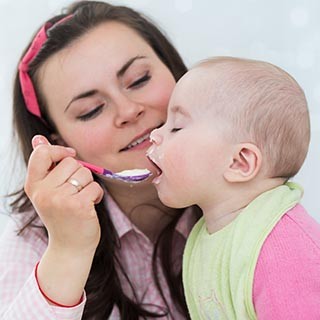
[78,181,104,205]
[58,165,94,193]
[32,135,76,154]
[45,157,87,187]
[27,144,76,183]
[32,135,50,149]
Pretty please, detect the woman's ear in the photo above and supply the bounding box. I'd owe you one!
[50,133,67,146]
[224,143,262,182]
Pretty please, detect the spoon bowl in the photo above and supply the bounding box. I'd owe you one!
[78,160,152,183]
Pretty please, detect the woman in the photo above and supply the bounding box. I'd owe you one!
[0,1,200,319]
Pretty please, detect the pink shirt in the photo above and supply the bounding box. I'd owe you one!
[0,195,196,320]
[253,204,320,319]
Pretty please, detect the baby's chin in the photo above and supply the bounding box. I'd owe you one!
[157,191,187,209]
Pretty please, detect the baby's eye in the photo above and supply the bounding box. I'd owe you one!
[129,72,151,89]
[77,104,104,121]
[171,128,182,133]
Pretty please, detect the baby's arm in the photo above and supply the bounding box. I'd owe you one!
[253,205,320,319]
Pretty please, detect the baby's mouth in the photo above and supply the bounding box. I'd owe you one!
[150,158,162,176]
[146,148,162,176]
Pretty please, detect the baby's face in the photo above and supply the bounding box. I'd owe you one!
[147,69,234,209]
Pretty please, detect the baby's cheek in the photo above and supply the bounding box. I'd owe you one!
[163,147,189,182]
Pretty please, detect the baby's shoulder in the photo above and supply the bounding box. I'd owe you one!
[273,204,320,250]
[255,203,320,279]
[253,205,320,318]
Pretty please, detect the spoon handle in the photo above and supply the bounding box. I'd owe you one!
[78,160,113,176]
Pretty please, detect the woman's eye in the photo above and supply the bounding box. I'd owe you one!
[129,72,151,89]
[77,104,104,121]
[171,128,182,133]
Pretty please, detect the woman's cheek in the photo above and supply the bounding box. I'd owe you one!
[149,74,176,112]
[61,123,113,163]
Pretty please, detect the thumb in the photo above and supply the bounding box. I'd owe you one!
[32,135,51,149]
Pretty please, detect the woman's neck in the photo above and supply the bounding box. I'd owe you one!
[105,182,179,242]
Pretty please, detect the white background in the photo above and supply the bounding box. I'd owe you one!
[1,0,319,235]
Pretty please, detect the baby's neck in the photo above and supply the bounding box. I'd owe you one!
[203,177,285,234]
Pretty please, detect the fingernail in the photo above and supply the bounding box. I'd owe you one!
[32,135,46,147]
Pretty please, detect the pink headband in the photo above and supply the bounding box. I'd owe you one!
[18,15,72,118]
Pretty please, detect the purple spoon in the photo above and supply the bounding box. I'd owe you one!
[78,160,152,183]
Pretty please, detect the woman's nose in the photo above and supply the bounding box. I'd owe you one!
[114,96,145,127]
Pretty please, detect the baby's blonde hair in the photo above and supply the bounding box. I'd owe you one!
[195,56,310,179]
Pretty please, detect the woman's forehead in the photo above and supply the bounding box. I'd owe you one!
[68,21,153,57]
[38,21,156,87]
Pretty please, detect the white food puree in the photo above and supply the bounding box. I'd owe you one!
[116,168,151,177]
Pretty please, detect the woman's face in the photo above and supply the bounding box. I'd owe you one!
[38,21,176,178]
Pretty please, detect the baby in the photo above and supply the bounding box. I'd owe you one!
[148,57,320,319]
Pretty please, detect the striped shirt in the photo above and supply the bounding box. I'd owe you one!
[0,194,197,319]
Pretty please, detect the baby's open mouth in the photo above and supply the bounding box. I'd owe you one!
[147,154,162,176]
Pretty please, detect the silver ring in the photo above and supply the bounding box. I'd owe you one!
[67,178,83,192]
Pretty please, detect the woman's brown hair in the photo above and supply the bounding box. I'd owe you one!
[10,1,192,319]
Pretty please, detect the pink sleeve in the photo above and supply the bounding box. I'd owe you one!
[253,205,320,320]
[0,219,85,320]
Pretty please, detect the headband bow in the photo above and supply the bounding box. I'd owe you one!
[18,15,72,118]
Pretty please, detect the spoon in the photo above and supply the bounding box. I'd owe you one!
[78,160,152,183]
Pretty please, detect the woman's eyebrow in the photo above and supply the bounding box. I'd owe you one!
[65,89,98,112]
[65,56,147,112]
[117,55,147,78]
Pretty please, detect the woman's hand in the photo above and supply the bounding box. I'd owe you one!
[24,135,104,306]
[25,135,103,252]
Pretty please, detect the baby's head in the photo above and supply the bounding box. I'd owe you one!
[195,57,310,177]
[148,57,310,208]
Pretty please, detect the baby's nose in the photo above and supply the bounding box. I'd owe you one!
[149,129,162,145]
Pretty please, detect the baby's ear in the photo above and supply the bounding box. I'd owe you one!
[224,143,262,182]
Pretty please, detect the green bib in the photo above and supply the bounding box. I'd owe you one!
[183,182,303,319]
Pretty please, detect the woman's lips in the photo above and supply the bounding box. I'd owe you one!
[120,133,150,152]
[126,138,152,151]
[120,124,164,152]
